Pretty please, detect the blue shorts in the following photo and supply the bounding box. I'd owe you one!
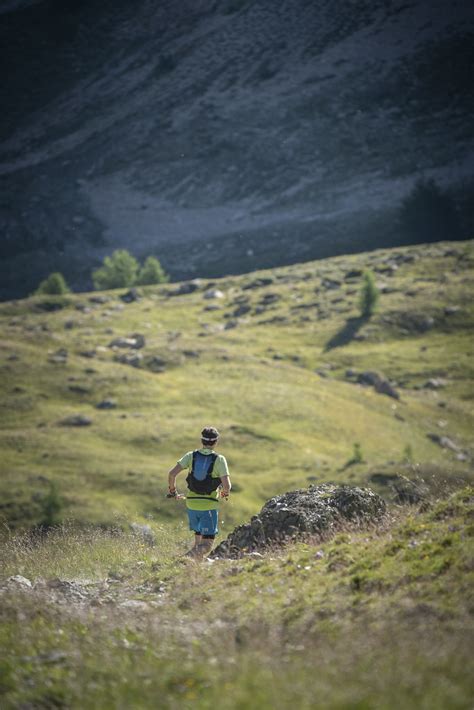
[187,509,219,536]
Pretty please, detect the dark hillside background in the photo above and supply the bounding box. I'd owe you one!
[1,0,473,299]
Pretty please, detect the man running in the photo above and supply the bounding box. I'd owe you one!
[167,426,231,559]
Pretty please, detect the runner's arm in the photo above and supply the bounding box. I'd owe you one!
[168,463,184,493]
[220,475,231,496]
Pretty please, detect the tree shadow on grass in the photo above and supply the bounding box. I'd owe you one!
[324,316,369,351]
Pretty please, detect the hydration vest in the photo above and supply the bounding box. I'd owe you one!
[186,450,220,495]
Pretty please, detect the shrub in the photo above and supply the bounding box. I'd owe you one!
[40,482,62,527]
[35,272,70,295]
[92,249,139,290]
[136,256,169,286]
[398,178,462,244]
[359,271,379,318]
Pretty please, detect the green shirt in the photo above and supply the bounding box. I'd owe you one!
[178,448,229,511]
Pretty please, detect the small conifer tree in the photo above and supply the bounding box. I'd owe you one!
[92,249,139,290]
[136,256,169,285]
[359,270,379,318]
[35,272,70,295]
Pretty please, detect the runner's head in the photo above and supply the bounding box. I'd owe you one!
[201,426,219,447]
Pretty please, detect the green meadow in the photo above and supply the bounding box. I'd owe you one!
[1,240,472,529]
[0,241,473,708]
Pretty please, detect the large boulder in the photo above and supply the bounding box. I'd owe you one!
[212,484,386,558]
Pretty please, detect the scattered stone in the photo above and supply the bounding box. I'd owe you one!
[427,433,461,453]
[58,414,93,427]
[204,304,222,311]
[224,320,238,330]
[130,523,155,546]
[424,378,448,389]
[204,289,224,299]
[345,369,357,378]
[96,399,117,410]
[114,352,143,368]
[212,484,386,558]
[109,334,145,349]
[64,320,76,330]
[344,269,363,279]
[242,277,274,290]
[357,371,400,399]
[168,280,201,296]
[120,288,140,303]
[444,306,461,316]
[144,356,167,372]
[182,350,200,358]
[259,293,280,305]
[78,349,96,359]
[321,278,341,290]
[119,600,150,610]
[49,348,68,364]
[68,385,90,394]
[232,304,251,318]
[7,575,32,588]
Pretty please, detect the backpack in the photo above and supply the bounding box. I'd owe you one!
[186,450,220,495]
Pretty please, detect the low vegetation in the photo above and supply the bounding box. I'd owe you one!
[0,239,473,707]
[0,484,472,708]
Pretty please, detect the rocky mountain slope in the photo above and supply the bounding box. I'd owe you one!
[1,0,473,299]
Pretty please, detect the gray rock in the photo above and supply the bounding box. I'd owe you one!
[204,289,224,299]
[7,575,32,588]
[49,348,68,364]
[322,278,341,290]
[120,288,140,303]
[344,269,363,279]
[357,371,400,399]
[168,280,201,296]
[130,523,155,546]
[427,433,461,452]
[212,484,386,558]
[109,333,145,349]
[444,306,461,316]
[424,378,448,389]
[242,277,274,290]
[114,352,143,368]
[58,415,93,427]
[96,399,117,410]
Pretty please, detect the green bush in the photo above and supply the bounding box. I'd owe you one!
[136,256,169,286]
[40,482,63,527]
[35,272,70,295]
[92,250,139,290]
[359,270,379,318]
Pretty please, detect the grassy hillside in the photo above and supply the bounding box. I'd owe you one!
[0,485,472,708]
[0,240,473,531]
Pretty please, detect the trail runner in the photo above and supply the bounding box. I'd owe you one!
[167,426,231,559]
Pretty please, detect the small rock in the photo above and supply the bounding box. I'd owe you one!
[58,415,93,427]
[344,269,363,279]
[119,600,149,610]
[242,277,274,290]
[96,399,117,410]
[115,352,143,368]
[427,433,461,452]
[424,378,448,389]
[120,288,140,303]
[49,348,68,364]
[8,575,32,588]
[204,289,224,299]
[444,306,461,316]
